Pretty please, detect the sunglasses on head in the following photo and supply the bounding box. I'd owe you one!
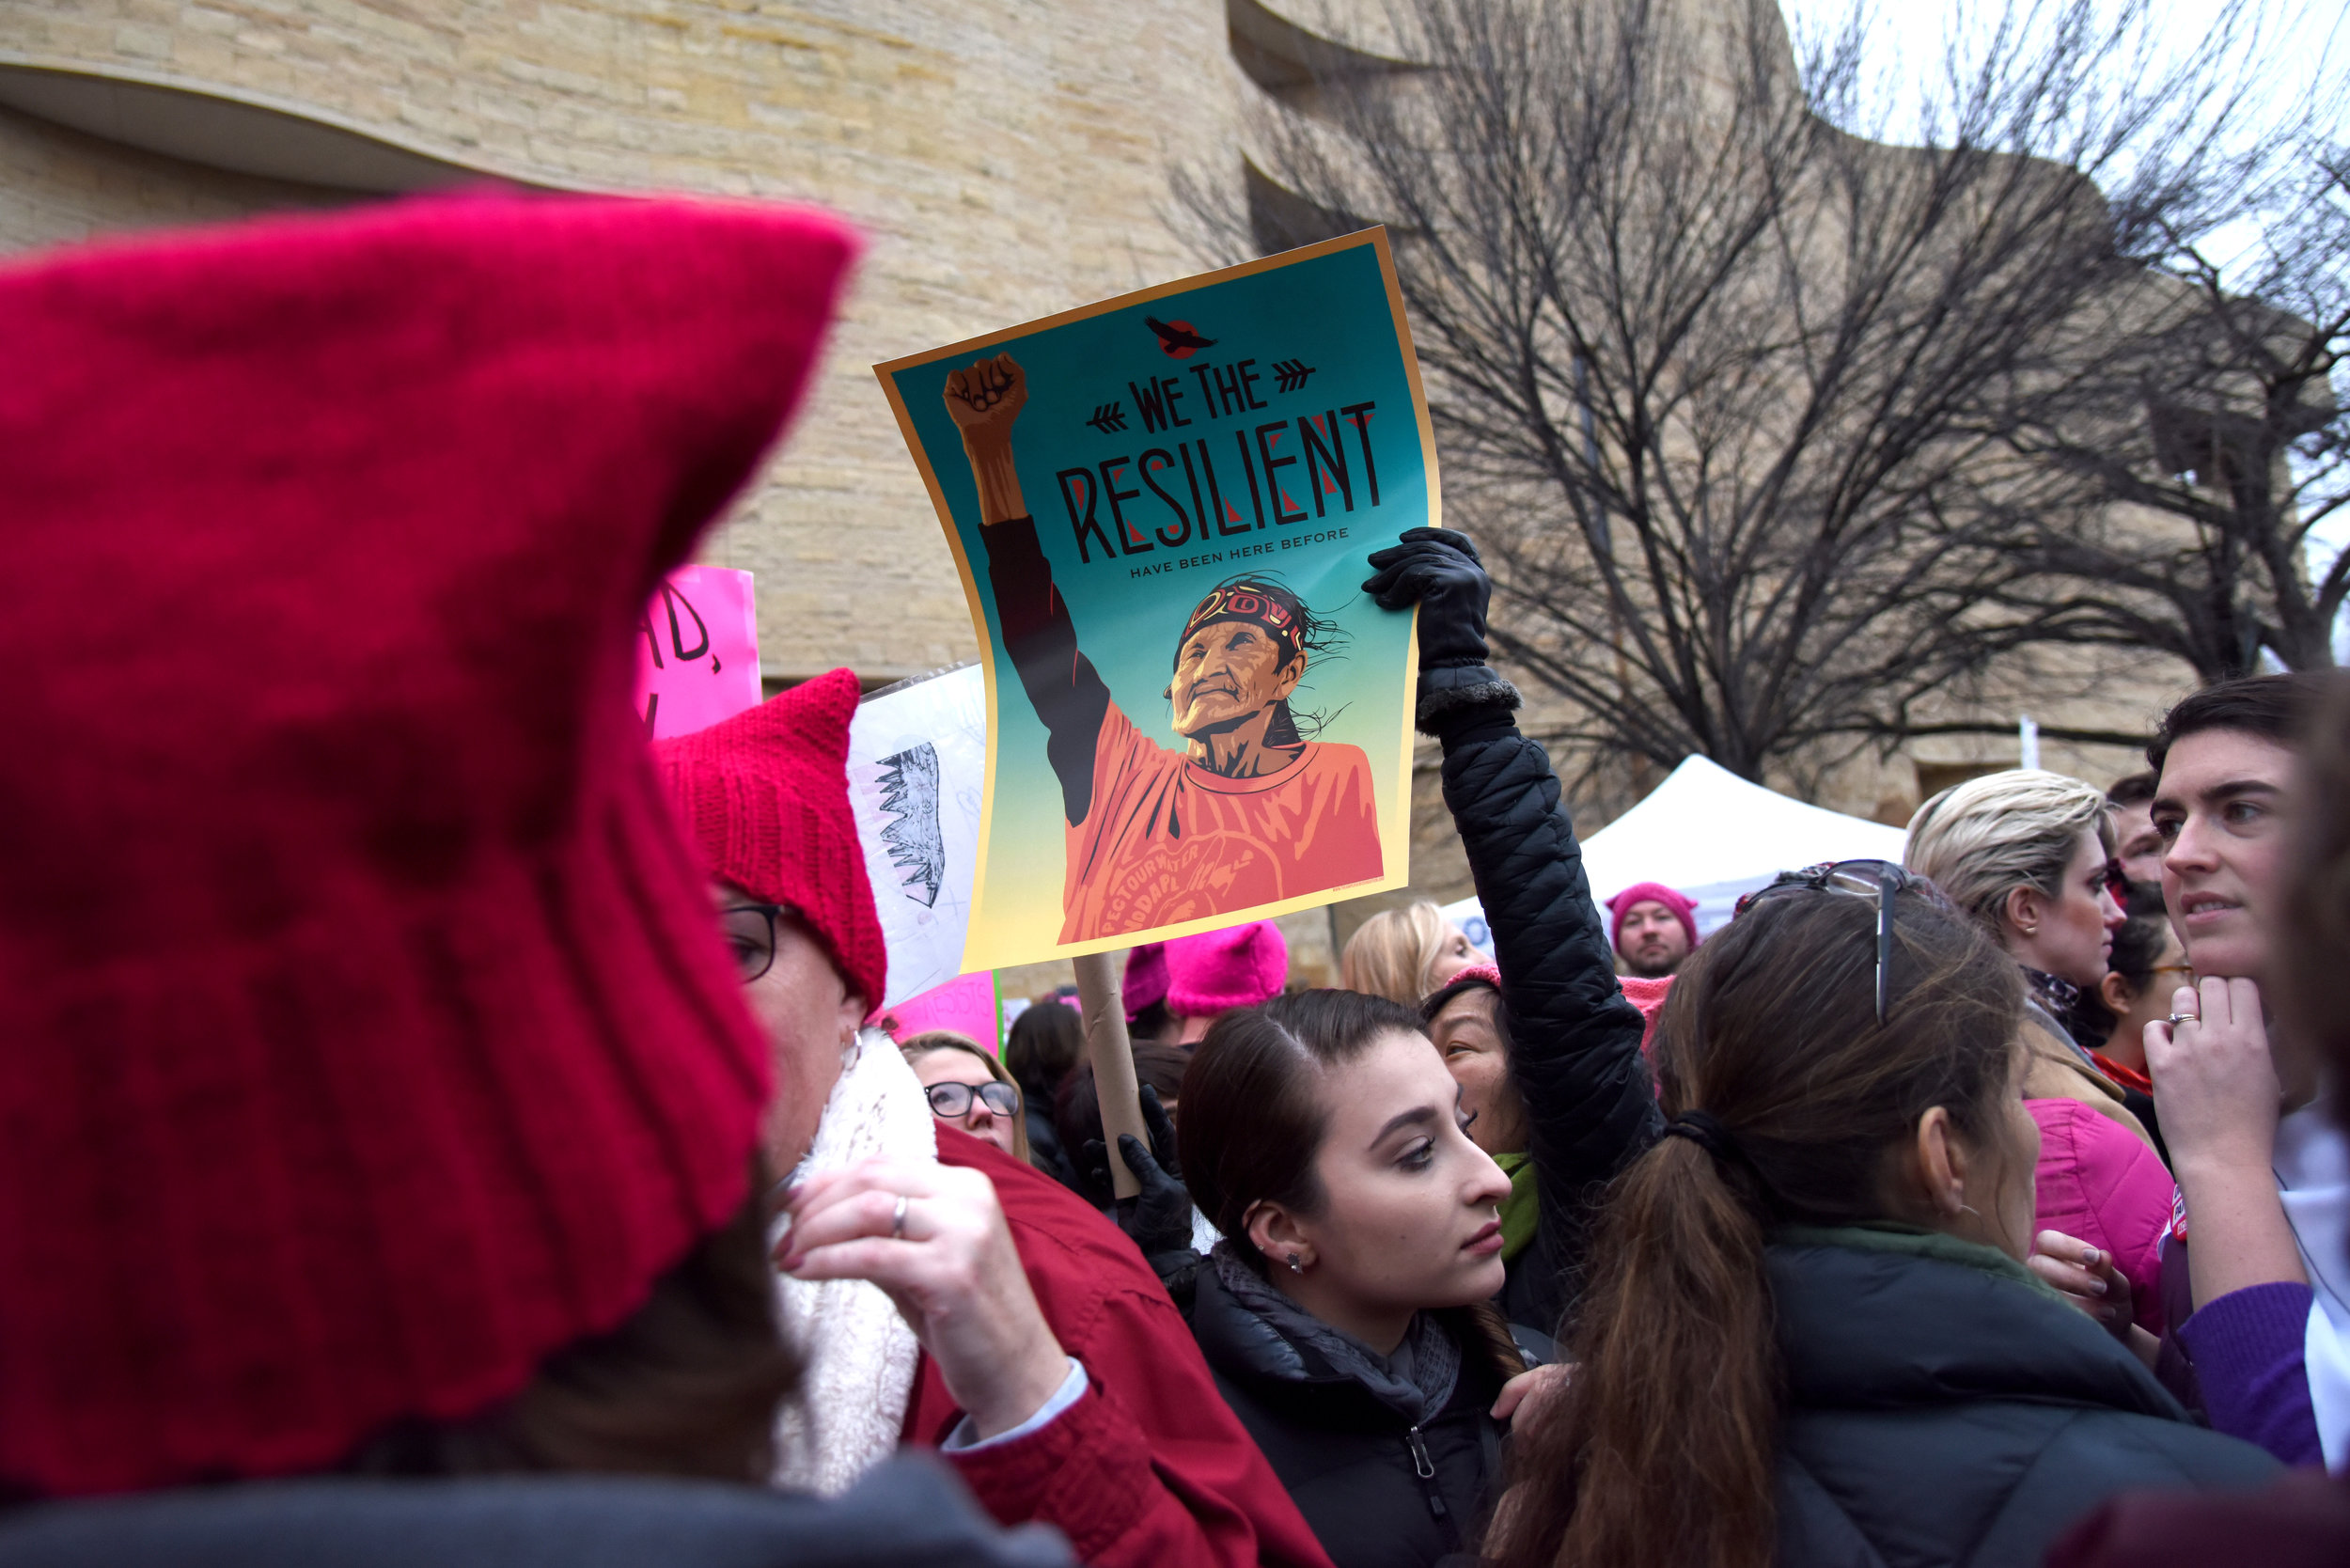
[1734,859,1936,1024]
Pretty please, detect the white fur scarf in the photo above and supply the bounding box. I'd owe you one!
[770,1027,935,1497]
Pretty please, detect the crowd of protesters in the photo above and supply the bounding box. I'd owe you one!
[3,192,2348,1568]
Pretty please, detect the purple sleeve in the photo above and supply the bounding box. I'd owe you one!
[2175,1281,2325,1466]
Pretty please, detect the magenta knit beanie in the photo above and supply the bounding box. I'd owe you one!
[1166,920,1290,1017]
[1124,941,1170,1020]
[1606,882,1700,954]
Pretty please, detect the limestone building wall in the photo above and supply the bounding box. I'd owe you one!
[1,0,1248,684]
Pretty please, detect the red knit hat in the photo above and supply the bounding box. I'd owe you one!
[652,673,888,1011]
[1166,920,1292,1017]
[0,193,856,1497]
[1606,881,1700,954]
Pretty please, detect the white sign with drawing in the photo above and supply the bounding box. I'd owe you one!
[848,662,986,1010]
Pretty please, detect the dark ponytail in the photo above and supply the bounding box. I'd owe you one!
[1486,889,2023,1568]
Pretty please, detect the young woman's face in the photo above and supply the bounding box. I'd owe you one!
[2008,827,2124,989]
[1293,1028,1513,1313]
[911,1049,1019,1159]
[1427,988,1529,1155]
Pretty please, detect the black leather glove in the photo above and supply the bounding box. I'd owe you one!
[1362,526,1492,668]
[1080,1083,1195,1262]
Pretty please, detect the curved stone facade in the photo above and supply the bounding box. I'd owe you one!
[1,1,1246,682]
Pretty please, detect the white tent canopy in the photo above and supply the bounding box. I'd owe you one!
[1442,754,1908,955]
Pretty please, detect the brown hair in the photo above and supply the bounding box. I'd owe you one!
[1180,988,1526,1379]
[1179,988,1423,1261]
[1485,889,2023,1568]
[2281,672,2350,1090]
[1004,998,1083,1105]
[2148,670,2326,777]
[342,1175,797,1482]
[901,1030,1031,1164]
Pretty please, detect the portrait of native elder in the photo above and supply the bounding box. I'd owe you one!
[945,352,1384,943]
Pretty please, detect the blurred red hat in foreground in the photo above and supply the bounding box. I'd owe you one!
[0,193,857,1496]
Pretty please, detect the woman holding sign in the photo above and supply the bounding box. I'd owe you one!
[945,353,1384,944]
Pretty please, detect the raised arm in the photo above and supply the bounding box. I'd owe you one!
[1364,529,1662,1321]
[947,354,1111,824]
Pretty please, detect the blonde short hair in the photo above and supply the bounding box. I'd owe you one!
[899,1031,1030,1163]
[1340,901,1455,1006]
[1904,769,2115,938]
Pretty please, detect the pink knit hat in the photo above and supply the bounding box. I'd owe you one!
[1166,920,1291,1016]
[1607,882,1700,954]
[652,671,888,1011]
[1124,941,1170,1020]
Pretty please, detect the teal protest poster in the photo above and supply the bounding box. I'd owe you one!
[876,229,1434,970]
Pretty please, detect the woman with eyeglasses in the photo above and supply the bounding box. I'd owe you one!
[901,1032,1029,1163]
[1482,879,2275,1568]
[659,681,1333,1568]
[1905,770,2181,1337]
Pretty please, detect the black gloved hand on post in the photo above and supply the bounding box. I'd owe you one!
[1363,526,1521,734]
[1080,1083,1195,1258]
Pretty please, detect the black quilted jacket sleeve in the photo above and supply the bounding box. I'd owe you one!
[1433,703,1663,1329]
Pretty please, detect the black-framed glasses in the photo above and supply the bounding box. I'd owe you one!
[718,902,801,984]
[1734,858,1930,1024]
[924,1080,1020,1121]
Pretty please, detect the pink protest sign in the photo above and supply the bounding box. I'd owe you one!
[880,970,1002,1051]
[634,566,760,739]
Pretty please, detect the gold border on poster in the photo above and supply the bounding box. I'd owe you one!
[874,227,1436,970]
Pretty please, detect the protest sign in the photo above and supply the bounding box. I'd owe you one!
[846,662,987,1010]
[634,565,760,739]
[877,229,1434,970]
[881,970,1002,1050]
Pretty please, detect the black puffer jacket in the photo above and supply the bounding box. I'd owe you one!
[1770,1231,2277,1566]
[1189,1254,1512,1568]
[1425,682,1662,1335]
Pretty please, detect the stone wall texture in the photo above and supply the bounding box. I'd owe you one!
[1,0,1248,683]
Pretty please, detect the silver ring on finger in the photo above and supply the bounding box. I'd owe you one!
[2168,1012,2198,1027]
[890,1194,909,1240]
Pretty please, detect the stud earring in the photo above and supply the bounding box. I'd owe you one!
[1286,1252,1304,1273]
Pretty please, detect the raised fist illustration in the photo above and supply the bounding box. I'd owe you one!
[944,352,1027,446]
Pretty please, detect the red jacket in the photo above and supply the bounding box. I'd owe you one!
[907,1130,1334,1568]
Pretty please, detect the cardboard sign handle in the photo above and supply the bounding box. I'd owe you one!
[1072,950,1147,1201]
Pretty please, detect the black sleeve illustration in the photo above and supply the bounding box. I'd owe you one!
[979,514,1113,826]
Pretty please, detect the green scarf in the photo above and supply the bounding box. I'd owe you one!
[1773,1220,2070,1307]
[1496,1152,1539,1262]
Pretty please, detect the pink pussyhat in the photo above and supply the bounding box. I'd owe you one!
[1166,920,1291,1017]
[1123,941,1170,1021]
[1607,881,1699,953]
